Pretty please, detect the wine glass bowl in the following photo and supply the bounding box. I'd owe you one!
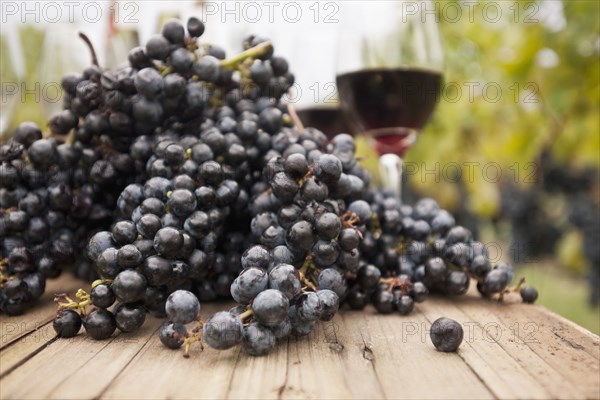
[336,66,443,156]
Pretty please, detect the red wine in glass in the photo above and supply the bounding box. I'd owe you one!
[297,106,353,140]
[336,67,443,156]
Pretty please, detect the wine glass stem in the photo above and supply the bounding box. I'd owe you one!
[379,153,403,200]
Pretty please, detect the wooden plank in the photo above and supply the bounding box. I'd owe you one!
[101,302,243,400]
[1,274,598,400]
[225,335,289,399]
[0,274,87,348]
[315,312,386,400]
[454,296,589,400]
[101,337,242,400]
[355,305,496,400]
[0,317,159,400]
[47,319,161,399]
[510,302,599,360]
[0,321,57,377]
[276,317,382,399]
[102,306,493,399]
[420,295,555,399]
[1,333,110,399]
[487,298,600,399]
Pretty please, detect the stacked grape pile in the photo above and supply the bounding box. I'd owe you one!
[1,18,287,316]
[2,17,537,357]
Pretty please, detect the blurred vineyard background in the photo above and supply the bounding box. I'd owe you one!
[1,0,598,333]
[404,0,600,333]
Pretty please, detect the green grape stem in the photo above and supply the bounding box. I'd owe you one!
[238,308,254,321]
[220,41,273,69]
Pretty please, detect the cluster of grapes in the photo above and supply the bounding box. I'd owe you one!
[181,133,374,356]
[499,182,561,263]
[53,62,375,352]
[48,18,296,338]
[343,195,538,317]
[1,17,540,356]
[499,148,599,305]
[541,150,599,306]
[56,133,252,337]
[0,118,125,314]
[2,17,289,316]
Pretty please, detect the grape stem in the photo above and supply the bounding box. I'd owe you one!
[299,256,314,276]
[181,320,205,358]
[369,213,382,239]
[220,41,273,69]
[299,271,318,292]
[78,32,100,67]
[287,103,305,132]
[238,308,254,321]
[298,165,314,187]
[512,277,526,292]
[299,258,318,292]
[497,277,526,302]
[186,37,199,53]
[64,128,77,145]
[380,276,413,293]
[0,266,10,289]
[183,331,203,358]
[341,211,360,229]
[91,279,113,289]
[54,291,90,315]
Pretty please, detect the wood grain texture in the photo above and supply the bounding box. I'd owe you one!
[0,278,599,400]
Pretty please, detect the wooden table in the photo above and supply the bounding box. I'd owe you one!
[1,275,599,400]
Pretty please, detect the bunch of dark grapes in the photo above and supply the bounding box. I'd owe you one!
[159,131,373,356]
[3,17,289,317]
[344,193,530,315]
[503,148,599,305]
[0,121,119,314]
[568,195,600,305]
[499,181,561,263]
[543,147,600,306]
[48,18,294,338]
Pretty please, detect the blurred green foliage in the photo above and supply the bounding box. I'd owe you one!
[1,27,47,133]
[407,0,599,216]
[400,0,600,325]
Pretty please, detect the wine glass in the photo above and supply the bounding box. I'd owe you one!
[336,1,444,198]
[291,30,352,140]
